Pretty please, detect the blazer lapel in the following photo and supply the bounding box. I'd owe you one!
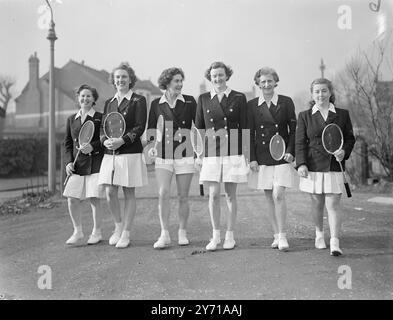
[210,95,227,119]
[325,111,338,125]
[257,103,276,124]
[118,96,132,113]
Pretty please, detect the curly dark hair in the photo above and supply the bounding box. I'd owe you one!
[109,62,137,89]
[157,67,185,90]
[253,67,280,86]
[76,84,99,106]
[308,78,336,108]
[204,61,233,81]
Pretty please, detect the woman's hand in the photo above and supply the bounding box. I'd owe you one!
[283,153,294,163]
[104,138,125,151]
[194,157,203,172]
[297,164,308,178]
[66,162,75,176]
[250,161,259,172]
[334,149,345,162]
[79,143,93,155]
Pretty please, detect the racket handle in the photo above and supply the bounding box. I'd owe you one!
[111,150,115,185]
[199,183,204,196]
[63,174,70,186]
[344,182,352,198]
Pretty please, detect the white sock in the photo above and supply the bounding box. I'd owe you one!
[121,230,130,238]
[273,233,279,240]
[213,229,220,240]
[278,232,286,239]
[74,225,83,234]
[178,229,187,237]
[115,222,123,233]
[316,229,324,239]
[225,230,234,241]
[160,229,170,239]
[91,228,101,235]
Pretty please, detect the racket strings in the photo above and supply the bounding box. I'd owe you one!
[322,125,343,153]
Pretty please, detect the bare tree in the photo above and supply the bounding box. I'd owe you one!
[0,76,15,138]
[336,31,393,181]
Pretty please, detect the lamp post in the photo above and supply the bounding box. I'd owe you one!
[45,0,57,192]
[319,58,326,79]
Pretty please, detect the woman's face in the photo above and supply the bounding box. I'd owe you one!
[114,69,130,92]
[258,74,276,96]
[78,89,94,109]
[167,74,183,95]
[210,67,227,90]
[312,83,331,106]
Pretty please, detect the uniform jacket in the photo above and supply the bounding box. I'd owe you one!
[195,89,247,157]
[100,92,147,155]
[247,94,297,166]
[295,106,355,172]
[147,94,197,159]
[63,110,104,176]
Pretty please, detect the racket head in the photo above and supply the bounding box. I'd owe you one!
[322,123,343,154]
[190,125,204,156]
[103,112,126,139]
[269,134,286,161]
[78,120,95,145]
[156,115,164,143]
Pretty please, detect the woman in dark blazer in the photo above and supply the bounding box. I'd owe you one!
[63,84,104,245]
[296,78,355,256]
[247,67,298,251]
[147,67,197,249]
[195,61,249,251]
[98,62,148,249]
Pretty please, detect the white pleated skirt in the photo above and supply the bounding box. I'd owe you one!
[98,153,148,188]
[299,171,345,194]
[199,155,249,183]
[248,163,299,190]
[63,173,105,200]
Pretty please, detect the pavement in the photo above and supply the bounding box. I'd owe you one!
[0,170,392,300]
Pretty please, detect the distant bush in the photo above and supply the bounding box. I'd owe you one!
[0,138,61,177]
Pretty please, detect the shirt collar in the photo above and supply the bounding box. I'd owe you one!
[110,89,134,104]
[75,107,96,120]
[312,103,336,115]
[258,92,278,107]
[159,92,185,107]
[210,87,232,99]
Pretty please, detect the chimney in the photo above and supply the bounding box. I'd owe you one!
[28,52,39,88]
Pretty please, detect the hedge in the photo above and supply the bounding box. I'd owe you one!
[0,138,61,177]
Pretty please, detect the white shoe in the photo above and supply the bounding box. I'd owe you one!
[153,236,171,249]
[87,231,102,245]
[271,235,279,249]
[66,232,84,245]
[223,238,236,250]
[278,235,289,251]
[115,233,130,249]
[330,238,343,256]
[109,231,122,246]
[178,231,189,246]
[315,237,327,249]
[206,238,221,251]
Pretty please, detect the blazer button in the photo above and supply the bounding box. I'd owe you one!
[262,141,265,145]
[261,125,264,128]
[224,117,227,121]
[167,141,170,144]
[225,134,228,138]
[212,127,215,130]
[207,110,210,113]
[262,134,264,137]
[224,126,227,129]
[276,132,279,135]
[213,136,216,139]
[123,112,126,116]
[166,128,168,131]
[275,124,278,127]
[230,109,233,112]
[210,118,213,122]
[182,121,185,124]
[178,133,182,137]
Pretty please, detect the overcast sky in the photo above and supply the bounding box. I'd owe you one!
[1,0,392,112]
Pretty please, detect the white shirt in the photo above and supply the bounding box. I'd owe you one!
[159,92,185,109]
[210,87,232,103]
[75,107,96,124]
[258,92,278,108]
[110,89,134,106]
[312,103,336,121]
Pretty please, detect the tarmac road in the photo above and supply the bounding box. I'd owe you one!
[0,172,392,300]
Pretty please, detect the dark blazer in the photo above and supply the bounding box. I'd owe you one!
[100,92,147,155]
[247,94,297,166]
[63,110,104,176]
[195,90,247,157]
[147,94,197,159]
[295,106,355,172]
